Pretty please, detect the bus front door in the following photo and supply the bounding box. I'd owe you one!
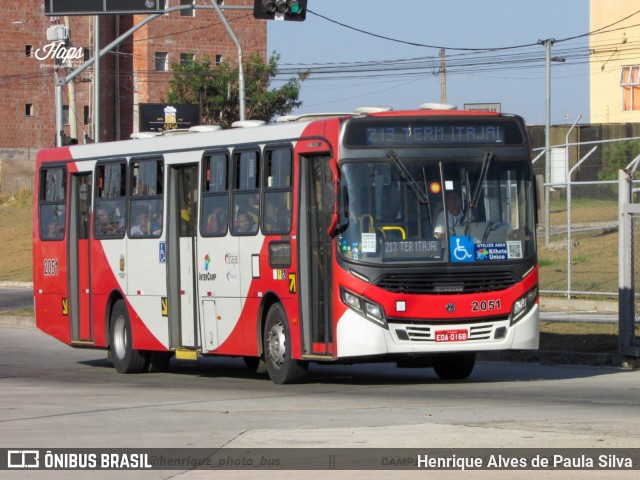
[300,155,334,357]
[69,173,93,343]
[167,164,200,351]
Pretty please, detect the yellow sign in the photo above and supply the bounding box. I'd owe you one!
[62,298,68,316]
[161,297,168,317]
[288,273,297,294]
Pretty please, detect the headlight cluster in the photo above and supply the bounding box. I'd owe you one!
[511,285,538,325]
[341,288,387,327]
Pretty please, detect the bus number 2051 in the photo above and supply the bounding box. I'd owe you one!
[471,299,501,312]
[43,258,59,276]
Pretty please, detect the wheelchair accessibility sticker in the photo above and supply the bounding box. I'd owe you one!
[449,237,512,262]
[449,236,475,262]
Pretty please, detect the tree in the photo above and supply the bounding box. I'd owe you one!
[599,139,640,181]
[167,52,306,128]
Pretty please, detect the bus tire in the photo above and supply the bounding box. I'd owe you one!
[263,303,307,384]
[432,352,476,380]
[109,300,147,374]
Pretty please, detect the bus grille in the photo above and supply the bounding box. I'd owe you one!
[402,323,495,342]
[375,271,517,294]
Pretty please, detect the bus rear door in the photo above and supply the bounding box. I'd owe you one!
[68,173,93,343]
[167,164,200,352]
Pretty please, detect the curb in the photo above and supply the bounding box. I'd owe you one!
[0,281,33,289]
[0,316,36,329]
[478,350,622,368]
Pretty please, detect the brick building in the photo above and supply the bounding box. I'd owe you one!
[0,0,266,150]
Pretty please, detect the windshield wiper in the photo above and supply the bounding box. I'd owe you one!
[464,150,495,236]
[387,150,429,204]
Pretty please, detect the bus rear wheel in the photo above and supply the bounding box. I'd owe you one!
[109,300,147,374]
[263,303,307,384]
[432,353,476,380]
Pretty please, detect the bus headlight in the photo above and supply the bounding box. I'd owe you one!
[511,286,538,325]
[341,288,387,328]
[342,290,362,311]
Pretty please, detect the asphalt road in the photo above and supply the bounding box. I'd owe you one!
[0,287,33,312]
[0,325,638,480]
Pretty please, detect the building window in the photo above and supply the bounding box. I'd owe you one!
[180,0,194,16]
[84,105,90,125]
[155,52,168,71]
[180,53,195,66]
[621,66,640,111]
[215,54,223,66]
[25,104,34,117]
[62,105,69,125]
[25,45,32,57]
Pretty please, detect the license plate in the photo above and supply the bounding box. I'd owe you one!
[435,329,468,342]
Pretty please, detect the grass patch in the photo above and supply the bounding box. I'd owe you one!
[540,321,618,353]
[0,306,34,317]
[0,190,33,283]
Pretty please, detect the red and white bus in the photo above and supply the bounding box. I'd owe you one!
[33,106,539,383]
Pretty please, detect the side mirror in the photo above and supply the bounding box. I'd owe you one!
[534,174,544,226]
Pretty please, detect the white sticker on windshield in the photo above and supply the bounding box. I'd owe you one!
[361,233,377,253]
[445,180,454,190]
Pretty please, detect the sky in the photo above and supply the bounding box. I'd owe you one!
[267,0,591,125]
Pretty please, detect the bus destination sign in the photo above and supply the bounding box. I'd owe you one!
[344,118,525,148]
[366,125,505,146]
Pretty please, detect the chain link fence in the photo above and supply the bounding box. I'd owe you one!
[528,124,640,299]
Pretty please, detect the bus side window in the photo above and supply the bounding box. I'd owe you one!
[94,161,126,239]
[129,158,164,238]
[201,152,229,237]
[39,167,66,241]
[262,147,292,235]
[231,150,259,236]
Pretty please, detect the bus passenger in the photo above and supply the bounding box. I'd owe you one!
[211,207,228,235]
[235,210,256,233]
[130,209,149,236]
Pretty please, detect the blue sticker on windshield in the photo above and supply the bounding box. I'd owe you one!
[449,236,475,262]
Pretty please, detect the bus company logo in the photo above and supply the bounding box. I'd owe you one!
[199,254,216,282]
[7,450,39,469]
[224,253,239,265]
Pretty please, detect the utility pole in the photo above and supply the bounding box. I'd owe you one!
[541,38,555,247]
[93,16,100,143]
[439,48,447,104]
[64,17,78,142]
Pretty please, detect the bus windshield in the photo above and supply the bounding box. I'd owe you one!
[337,154,536,264]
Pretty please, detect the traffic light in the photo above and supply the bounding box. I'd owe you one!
[253,0,307,21]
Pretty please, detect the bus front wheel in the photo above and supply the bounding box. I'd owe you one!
[432,353,476,380]
[109,300,147,374]
[263,303,307,384]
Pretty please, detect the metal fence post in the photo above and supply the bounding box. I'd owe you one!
[618,168,640,357]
